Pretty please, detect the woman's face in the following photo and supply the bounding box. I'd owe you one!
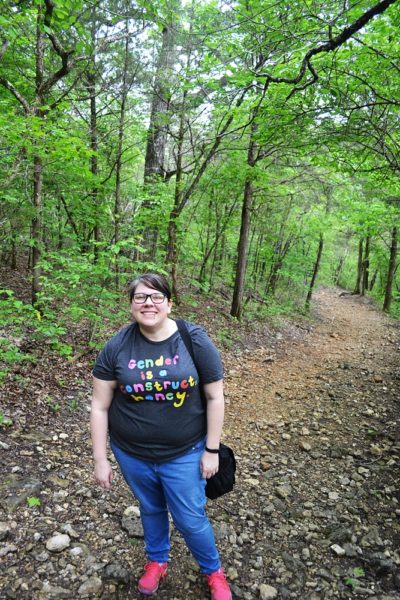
[130,282,172,330]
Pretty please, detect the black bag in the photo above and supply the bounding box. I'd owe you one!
[176,320,237,500]
[205,443,236,500]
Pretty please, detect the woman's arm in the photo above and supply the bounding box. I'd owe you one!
[91,376,116,490]
[200,379,225,479]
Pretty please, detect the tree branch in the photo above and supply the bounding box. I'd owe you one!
[0,77,30,113]
[256,0,397,88]
[40,0,76,96]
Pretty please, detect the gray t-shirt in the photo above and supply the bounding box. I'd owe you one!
[92,320,223,462]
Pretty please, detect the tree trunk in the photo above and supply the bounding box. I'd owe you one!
[333,254,346,286]
[144,23,175,182]
[354,238,364,294]
[87,63,99,257]
[361,235,370,295]
[10,237,17,270]
[251,231,264,285]
[383,226,398,312]
[166,94,186,301]
[230,179,253,319]
[199,197,214,285]
[266,259,283,297]
[369,268,378,291]
[142,19,176,258]
[305,233,324,309]
[230,128,257,319]
[32,153,43,305]
[114,24,130,289]
[265,197,293,296]
[31,9,45,305]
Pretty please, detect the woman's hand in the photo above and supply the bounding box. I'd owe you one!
[94,458,114,490]
[200,451,219,479]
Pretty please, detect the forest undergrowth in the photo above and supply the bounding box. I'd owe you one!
[0,284,399,599]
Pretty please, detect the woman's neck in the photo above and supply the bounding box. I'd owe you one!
[138,318,177,341]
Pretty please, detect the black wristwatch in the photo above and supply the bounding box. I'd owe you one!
[205,446,220,454]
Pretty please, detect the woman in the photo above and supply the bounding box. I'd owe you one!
[91,273,232,599]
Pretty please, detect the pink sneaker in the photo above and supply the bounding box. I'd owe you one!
[138,561,167,595]
[206,568,232,600]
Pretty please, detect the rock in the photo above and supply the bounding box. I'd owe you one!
[40,581,71,598]
[393,570,400,590]
[78,576,103,596]
[213,522,236,540]
[330,544,346,556]
[121,515,144,538]
[343,543,359,557]
[282,552,305,573]
[243,478,260,486]
[299,441,312,451]
[227,566,239,580]
[276,485,292,499]
[17,430,52,443]
[31,549,50,562]
[53,490,69,502]
[272,498,287,512]
[360,528,384,549]
[0,522,10,541]
[328,526,353,544]
[1,476,41,512]
[47,475,70,488]
[46,533,71,552]
[259,583,278,599]
[123,505,140,518]
[103,562,130,583]
[301,548,310,560]
[61,523,79,538]
[0,544,18,556]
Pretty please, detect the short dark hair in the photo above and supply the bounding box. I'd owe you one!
[127,273,172,303]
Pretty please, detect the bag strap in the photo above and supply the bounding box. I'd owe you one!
[175,319,206,409]
[175,319,195,361]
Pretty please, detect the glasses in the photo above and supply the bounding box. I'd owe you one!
[132,292,166,304]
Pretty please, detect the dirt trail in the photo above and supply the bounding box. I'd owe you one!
[0,287,399,599]
[225,286,399,441]
[221,287,400,599]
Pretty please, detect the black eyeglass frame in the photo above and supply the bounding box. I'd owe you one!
[132,292,167,304]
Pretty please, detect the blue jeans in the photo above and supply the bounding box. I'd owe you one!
[110,439,221,574]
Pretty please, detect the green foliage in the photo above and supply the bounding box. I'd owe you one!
[37,246,141,349]
[46,395,61,413]
[0,414,13,427]
[128,538,139,546]
[68,397,79,412]
[216,326,239,350]
[0,289,73,371]
[0,0,399,326]
[27,496,41,508]
[344,567,365,589]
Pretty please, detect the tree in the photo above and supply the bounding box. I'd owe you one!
[0,0,88,303]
